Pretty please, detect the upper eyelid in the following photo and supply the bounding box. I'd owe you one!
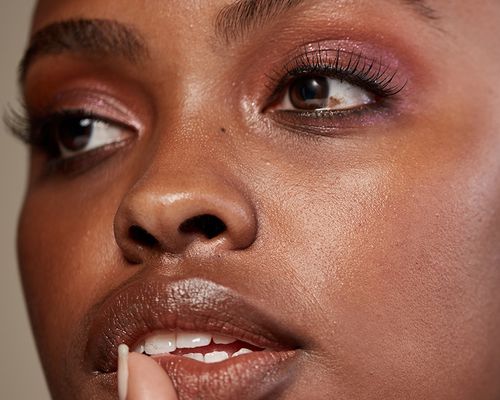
[284,49,380,75]
[267,48,403,93]
[43,110,136,130]
[37,109,136,133]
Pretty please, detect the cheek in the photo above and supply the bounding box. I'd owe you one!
[271,119,500,395]
[17,183,123,386]
[331,184,500,398]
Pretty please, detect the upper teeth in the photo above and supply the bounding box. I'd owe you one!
[134,331,243,355]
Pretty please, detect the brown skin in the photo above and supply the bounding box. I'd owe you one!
[17,0,500,399]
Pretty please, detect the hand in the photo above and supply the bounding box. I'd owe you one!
[118,345,178,400]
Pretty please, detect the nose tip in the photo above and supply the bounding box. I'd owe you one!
[114,189,257,260]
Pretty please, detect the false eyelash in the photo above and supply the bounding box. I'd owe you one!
[3,102,36,144]
[4,102,63,158]
[5,106,65,160]
[266,47,407,104]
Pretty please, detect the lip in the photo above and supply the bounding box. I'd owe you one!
[86,277,300,399]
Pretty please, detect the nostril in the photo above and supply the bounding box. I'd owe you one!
[128,225,160,248]
[178,214,227,240]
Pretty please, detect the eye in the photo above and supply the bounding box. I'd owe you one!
[274,75,375,112]
[40,112,133,159]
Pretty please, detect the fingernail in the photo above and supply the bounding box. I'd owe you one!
[118,344,129,400]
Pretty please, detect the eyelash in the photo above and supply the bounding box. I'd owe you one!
[4,103,36,146]
[265,48,406,108]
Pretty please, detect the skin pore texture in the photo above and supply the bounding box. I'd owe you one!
[14,0,500,399]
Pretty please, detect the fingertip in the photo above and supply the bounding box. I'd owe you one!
[127,353,178,400]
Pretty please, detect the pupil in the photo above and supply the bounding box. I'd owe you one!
[57,117,93,152]
[290,76,329,110]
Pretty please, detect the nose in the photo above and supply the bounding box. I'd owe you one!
[114,172,258,261]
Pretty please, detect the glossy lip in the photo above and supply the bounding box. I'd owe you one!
[86,277,301,399]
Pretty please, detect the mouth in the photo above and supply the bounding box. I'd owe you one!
[86,278,300,399]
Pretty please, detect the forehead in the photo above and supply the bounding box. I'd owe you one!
[29,0,498,40]
[33,0,227,21]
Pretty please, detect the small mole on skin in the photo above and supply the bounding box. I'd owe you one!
[220,127,226,133]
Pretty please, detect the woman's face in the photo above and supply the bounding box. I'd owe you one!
[16,0,500,399]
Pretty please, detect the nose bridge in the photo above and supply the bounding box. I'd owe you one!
[114,142,257,259]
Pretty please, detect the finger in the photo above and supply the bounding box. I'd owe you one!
[127,352,178,400]
[118,344,178,400]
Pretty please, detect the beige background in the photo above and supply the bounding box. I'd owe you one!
[0,1,51,399]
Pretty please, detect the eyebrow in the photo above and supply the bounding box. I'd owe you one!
[215,0,439,43]
[20,1,437,82]
[19,19,147,83]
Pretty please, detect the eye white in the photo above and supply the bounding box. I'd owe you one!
[276,77,374,112]
[59,119,130,158]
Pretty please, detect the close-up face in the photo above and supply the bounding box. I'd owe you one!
[14,0,500,399]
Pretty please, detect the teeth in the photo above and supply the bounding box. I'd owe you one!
[232,348,253,358]
[176,332,212,349]
[213,334,237,345]
[136,331,242,356]
[133,341,145,354]
[183,350,250,363]
[183,353,204,362]
[204,351,229,363]
[144,331,176,355]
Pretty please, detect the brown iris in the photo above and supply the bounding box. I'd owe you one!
[45,116,93,153]
[289,76,330,110]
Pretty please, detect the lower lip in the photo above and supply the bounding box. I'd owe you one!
[149,350,296,399]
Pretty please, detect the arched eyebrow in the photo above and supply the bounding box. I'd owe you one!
[215,0,439,44]
[19,19,148,84]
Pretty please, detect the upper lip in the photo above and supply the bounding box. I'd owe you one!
[85,277,300,373]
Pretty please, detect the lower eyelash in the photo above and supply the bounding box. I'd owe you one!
[266,47,407,105]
